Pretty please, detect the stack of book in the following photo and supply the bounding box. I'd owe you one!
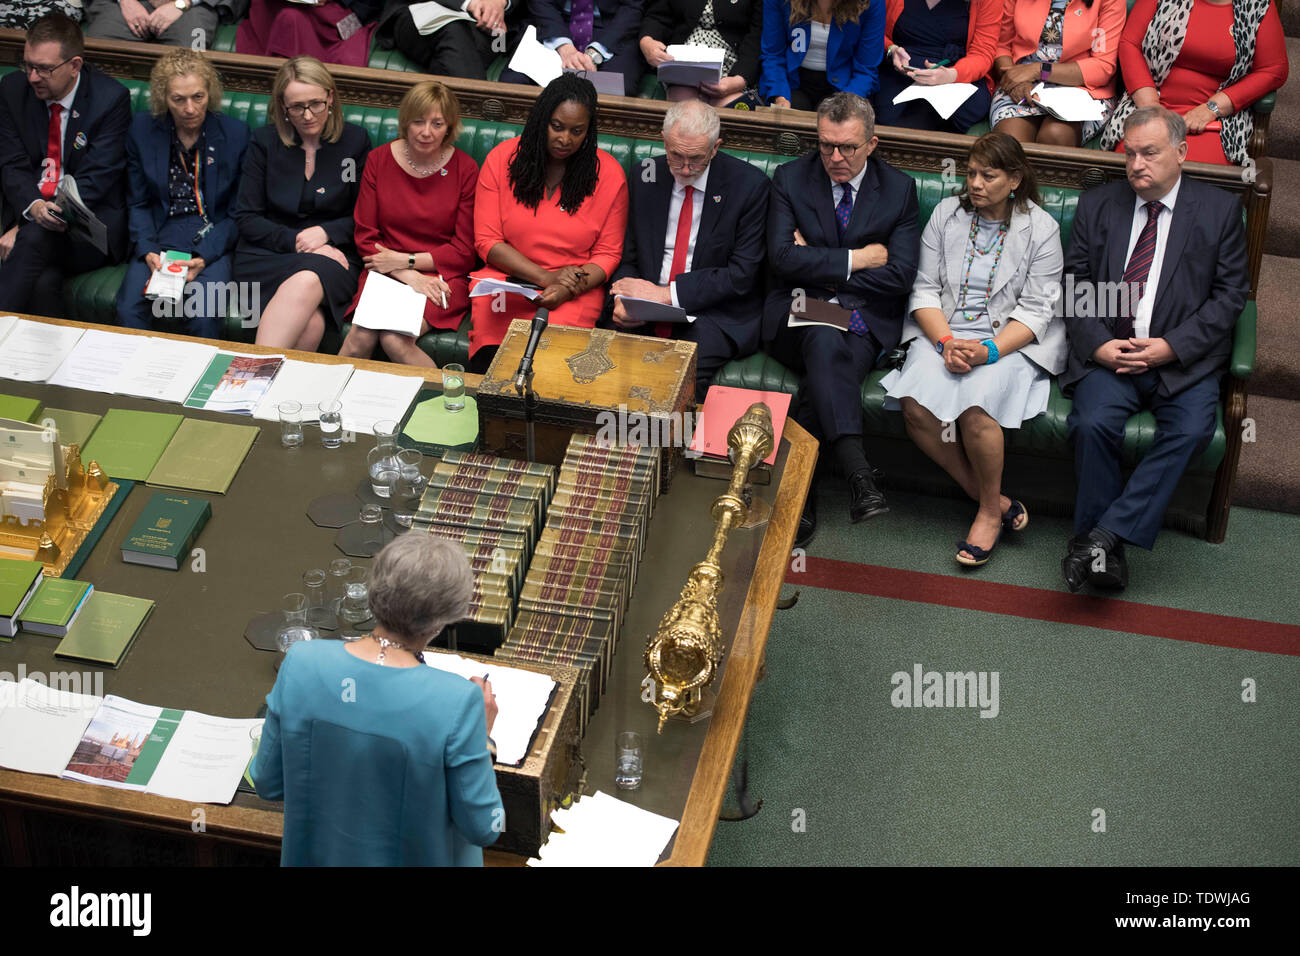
[413,451,557,650]
[496,436,658,730]
[685,385,791,485]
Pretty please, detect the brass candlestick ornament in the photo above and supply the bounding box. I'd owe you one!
[644,402,775,732]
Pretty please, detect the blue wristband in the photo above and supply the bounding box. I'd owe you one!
[981,338,999,364]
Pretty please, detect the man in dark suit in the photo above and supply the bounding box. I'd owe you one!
[764,91,920,546]
[1060,105,1249,592]
[608,99,769,400]
[500,0,645,97]
[0,13,130,317]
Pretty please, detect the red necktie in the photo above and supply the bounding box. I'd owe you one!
[1117,200,1162,340]
[657,186,694,338]
[41,103,63,199]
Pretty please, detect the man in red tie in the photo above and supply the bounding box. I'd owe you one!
[1060,106,1249,592]
[607,99,770,400]
[0,13,130,316]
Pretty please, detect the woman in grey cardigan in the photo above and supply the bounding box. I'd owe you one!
[881,132,1066,567]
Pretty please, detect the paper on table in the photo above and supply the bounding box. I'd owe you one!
[469,275,542,301]
[0,315,16,347]
[0,678,102,776]
[61,695,178,791]
[891,81,978,120]
[0,319,85,382]
[145,712,264,804]
[336,368,424,436]
[1029,82,1105,122]
[508,25,563,87]
[183,352,286,414]
[409,0,474,34]
[352,272,429,337]
[114,337,219,404]
[47,328,146,393]
[252,359,354,422]
[527,791,679,866]
[424,652,556,766]
[617,296,693,324]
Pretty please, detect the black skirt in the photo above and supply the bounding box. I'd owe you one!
[234,246,362,332]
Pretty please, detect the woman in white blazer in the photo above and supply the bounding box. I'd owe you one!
[881,132,1066,567]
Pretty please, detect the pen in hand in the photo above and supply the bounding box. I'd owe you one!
[436,274,447,309]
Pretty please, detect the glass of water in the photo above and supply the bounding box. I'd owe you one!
[614,731,643,790]
[372,419,399,451]
[390,451,424,528]
[278,401,303,448]
[319,400,343,448]
[276,592,317,655]
[442,364,466,412]
[368,446,399,498]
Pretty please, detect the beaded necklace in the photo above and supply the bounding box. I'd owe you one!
[957,214,1009,321]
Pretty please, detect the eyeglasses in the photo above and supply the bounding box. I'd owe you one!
[285,99,329,118]
[665,151,712,172]
[20,57,74,79]
[818,141,867,159]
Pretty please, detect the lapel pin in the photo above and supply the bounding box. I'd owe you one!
[74,131,87,149]
[206,156,215,165]
[316,186,326,194]
[71,109,79,119]
[712,194,721,203]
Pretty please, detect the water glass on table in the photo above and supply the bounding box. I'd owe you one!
[442,364,466,412]
[278,400,303,448]
[367,446,399,498]
[319,400,343,448]
[615,731,643,790]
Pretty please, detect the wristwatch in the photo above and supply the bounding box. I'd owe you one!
[1040,63,1053,83]
[1205,99,1221,116]
[586,47,606,67]
[175,0,190,10]
[407,253,415,269]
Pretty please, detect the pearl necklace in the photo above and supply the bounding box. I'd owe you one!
[404,142,451,178]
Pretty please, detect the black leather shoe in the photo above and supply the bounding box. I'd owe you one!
[1062,529,1128,593]
[1061,535,1095,593]
[795,491,817,550]
[848,468,888,522]
[1089,541,1128,591]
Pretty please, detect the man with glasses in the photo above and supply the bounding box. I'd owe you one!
[0,13,130,315]
[764,91,919,548]
[608,99,769,399]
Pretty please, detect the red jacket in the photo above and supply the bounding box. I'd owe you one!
[883,0,1002,86]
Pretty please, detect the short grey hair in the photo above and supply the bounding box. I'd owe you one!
[367,533,473,644]
[1124,105,1186,147]
[662,99,720,144]
[818,92,875,140]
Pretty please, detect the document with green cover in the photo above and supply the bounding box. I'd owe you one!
[0,558,44,639]
[54,591,155,667]
[81,409,183,481]
[121,492,211,570]
[43,409,102,451]
[0,393,42,423]
[19,577,94,637]
[147,418,258,494]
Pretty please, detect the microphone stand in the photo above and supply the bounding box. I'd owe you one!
[513,306,548,462]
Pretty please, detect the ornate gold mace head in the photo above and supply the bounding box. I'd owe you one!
[644,403,775,732]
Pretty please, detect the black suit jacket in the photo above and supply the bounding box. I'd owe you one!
[0,65,131,259]
[611,149,770,352]
[763,150,920,348]
[640,0,764,89]
[531,0,644,54]
[1060,176,1249,396]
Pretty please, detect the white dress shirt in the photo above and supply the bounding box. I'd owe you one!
[24,74,80,219]
[1123,175,1181,339]
[658,166,710,313]
[833,162,870,280]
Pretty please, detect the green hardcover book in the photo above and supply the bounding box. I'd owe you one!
[82,409,184,481]
[43,408,102,451]
[147,418,259,495]
[0,559,44,639]
[121,492,212,570]
[0,393,42,424]
[54,591,155,666]
[19,577,94,637]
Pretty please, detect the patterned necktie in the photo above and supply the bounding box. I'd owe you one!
[835,182,867,337]
[41,103,63,199]
[1117,200,1163,339]
[569,0,595,54]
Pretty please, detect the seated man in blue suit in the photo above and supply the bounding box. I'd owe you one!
[499,0,645,97]
[1060,105,1249,592]
[0,13,130,317]
[608,99,770,401]
[117,49,251,340]
[764,91,919,547]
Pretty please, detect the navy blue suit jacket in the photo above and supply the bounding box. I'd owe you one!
[125,110,251,265]
[530,0,644,53]
[763,150,920,348]
[612,150,770,353]
[1060,176,1249,396]
[0,65,130,259]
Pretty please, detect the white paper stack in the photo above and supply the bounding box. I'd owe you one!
[252,358,354,422]
[469,275,542,301]
[409,0,474,35]
[892,81,978,120]
[659,45,725,87]
[527,791,680,866]
[47,328,146,392]
[0,319,85,382]
[1030,83,1105,122]
[352,271,429,337]
[0,678,103,776]
[113,337,219,403]
[424,653,556,765]
[0,315,17,347]
[508,25,563,87]
[336,368,424,436]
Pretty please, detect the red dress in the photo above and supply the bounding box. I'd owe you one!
[1116,0,1288,164]
[348,143,477,332]
[237,0,378,68]
[471,138,629,358]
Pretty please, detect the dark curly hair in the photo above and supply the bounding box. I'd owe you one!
[508,74,600,214]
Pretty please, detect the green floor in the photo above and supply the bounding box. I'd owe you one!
[705,494,1300,866]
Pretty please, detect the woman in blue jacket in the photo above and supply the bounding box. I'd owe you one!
[760,0,886,109]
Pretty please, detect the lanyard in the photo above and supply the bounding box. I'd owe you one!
[174,136,208,222]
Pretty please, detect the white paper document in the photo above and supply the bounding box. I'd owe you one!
[658,44,725,87]
[617,296,693,324]
[46,328,146,393]
[144,712,263,804]
[409,0,474,34]
[528,791,679,866]
[425,653,556,766]
[352,272,429,337]
[0,315,17,347]
[61,695,169,791]
[508,25,564,87]
[892,82,979,120]
[113,337,219,404]
[0,319,85,382]
[469,275,542,301]
[336,368,424,436]
[1030,82,1105,122]
[252,359,354,422]
[0,679,102,776]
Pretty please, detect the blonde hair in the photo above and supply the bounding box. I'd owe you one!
[271,56,342,146]
[398,80,462,146]
[149,49,223,118]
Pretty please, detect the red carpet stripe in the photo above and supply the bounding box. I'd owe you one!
[787,556,1300,657]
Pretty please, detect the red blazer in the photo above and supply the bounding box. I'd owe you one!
[996,0,1126,100]
[883,0,1002,87]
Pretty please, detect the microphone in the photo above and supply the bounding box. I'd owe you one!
[514,306,549,393]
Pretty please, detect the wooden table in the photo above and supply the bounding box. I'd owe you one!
[0,315,816,867]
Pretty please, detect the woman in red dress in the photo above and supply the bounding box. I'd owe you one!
[340,81,476,367]
[1101,0,1288,165]
[470,74,629,372]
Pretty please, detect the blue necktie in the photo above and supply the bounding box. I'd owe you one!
[835,183,867,337]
